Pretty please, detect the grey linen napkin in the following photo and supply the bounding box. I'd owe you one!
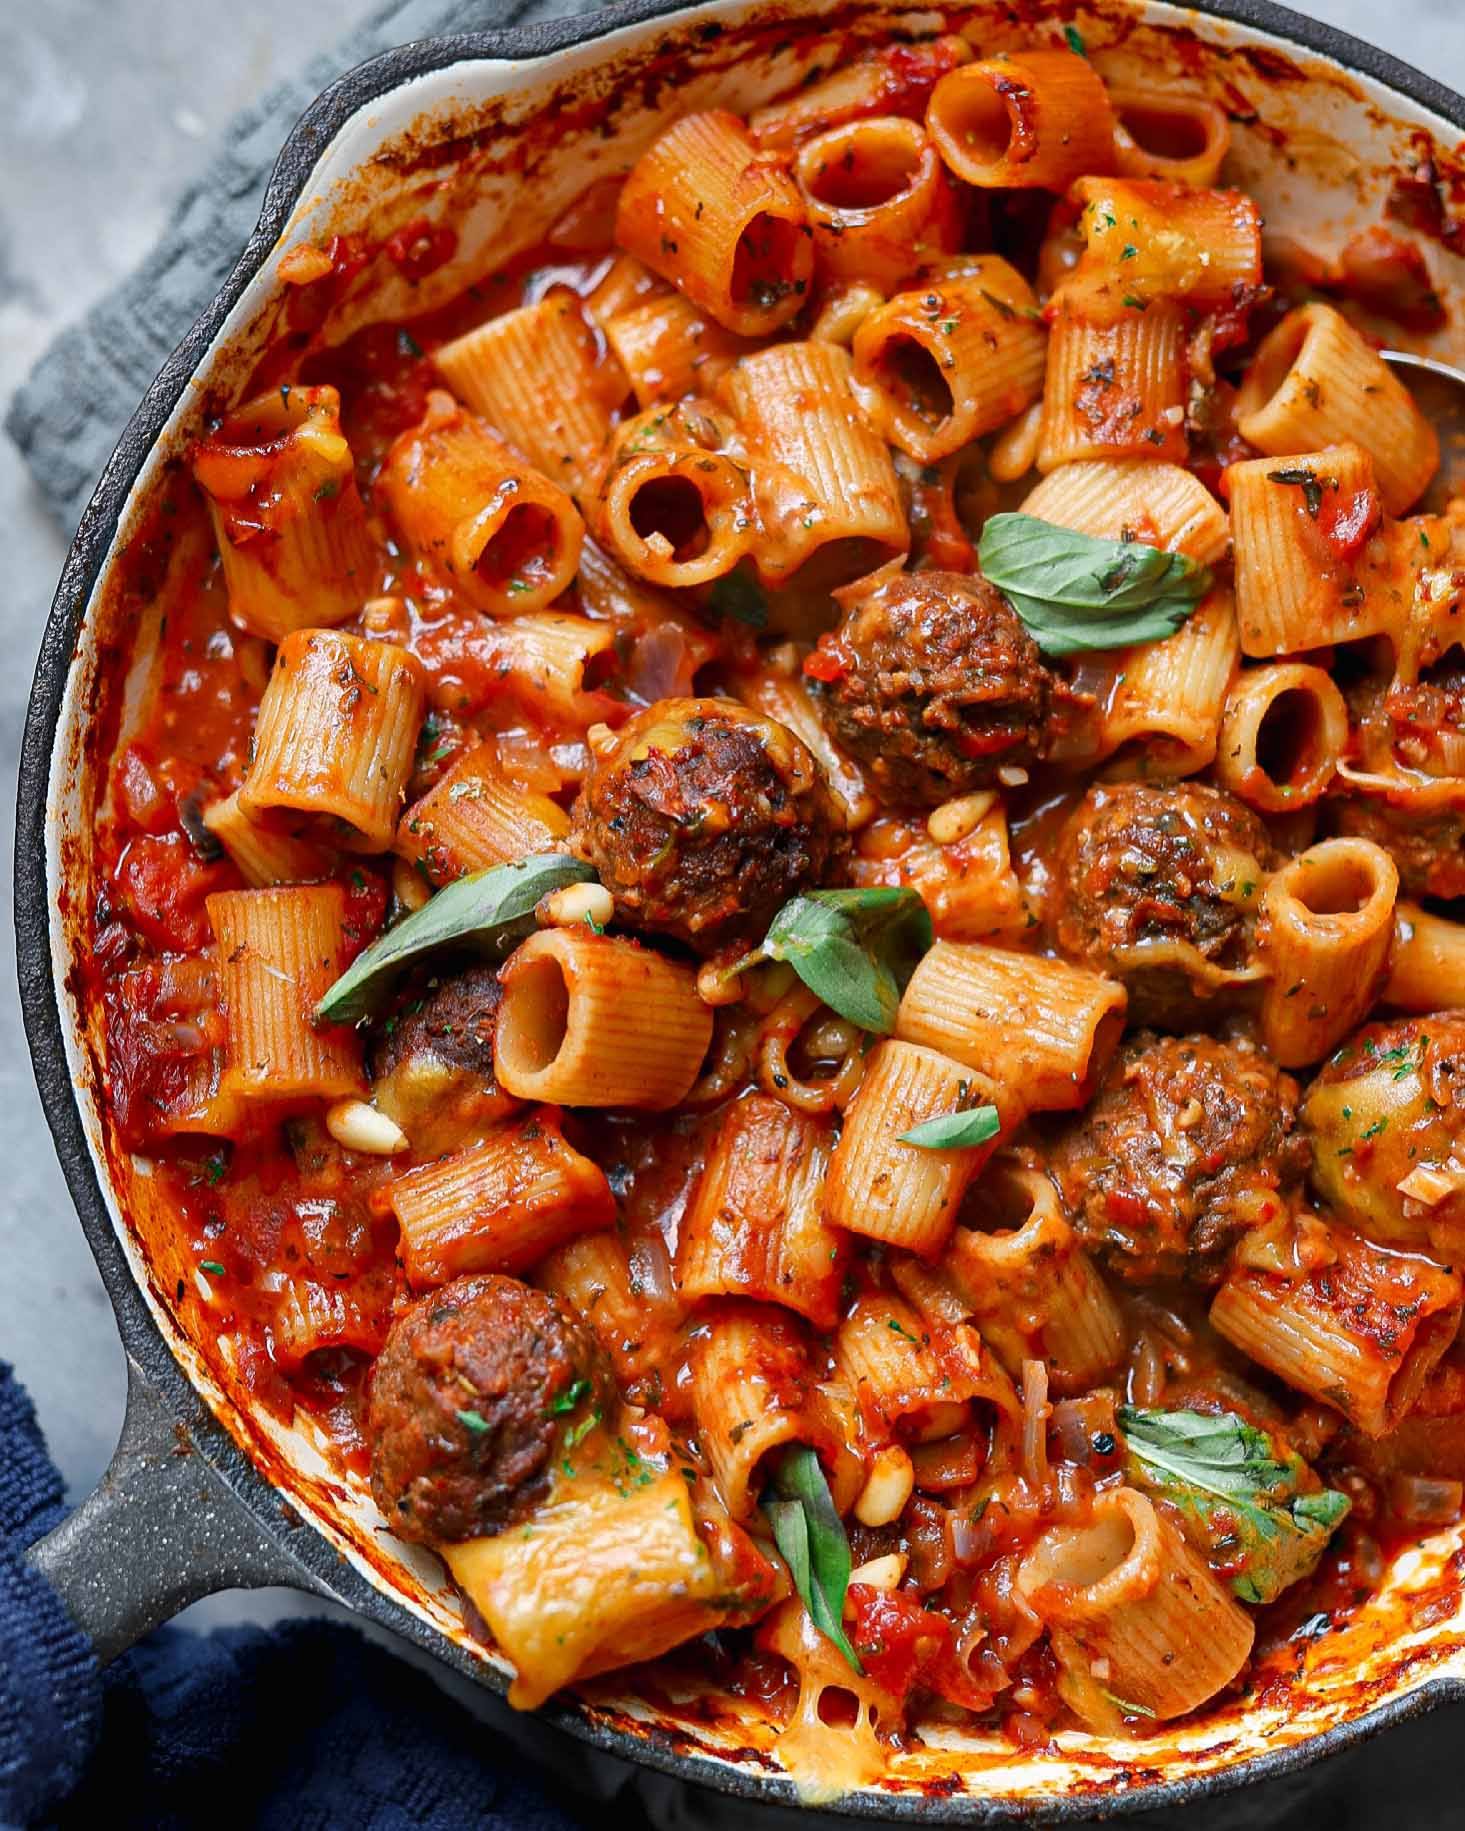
[4,0,601,534]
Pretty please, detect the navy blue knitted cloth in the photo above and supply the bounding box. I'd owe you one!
[0,1362,584,1828]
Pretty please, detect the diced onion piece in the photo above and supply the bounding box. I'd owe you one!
[1389,1473,1464,1525]
[1398,1163,1465,1206]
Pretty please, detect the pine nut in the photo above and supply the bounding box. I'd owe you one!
[854,1444,915,1527]
[537,882,615,930]
[848,1551,908,1590]
[325,1099,409,1156]
[927,790,996,846]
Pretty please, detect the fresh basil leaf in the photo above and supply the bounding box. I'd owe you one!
[977,512,1213,657]
[761,1445,862,1673]
[1119,1406,1351,1606]
[730,888,932,1033]
[898,1105,1001,1150]
[317,853,594,1024]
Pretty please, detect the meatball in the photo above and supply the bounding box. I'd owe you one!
[570,696,841,952]
[1051,782,1277,1026]
[1049,1031,1311,1285]
[809,569,1056,805]
[1327,800,1465,901]
[368,1273,614,1544]
[369,964,516,1156]
[1304,1016,1465,1258]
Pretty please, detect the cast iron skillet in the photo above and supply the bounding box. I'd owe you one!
[14,0,1465,1821]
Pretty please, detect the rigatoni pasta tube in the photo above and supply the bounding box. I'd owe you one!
[539,1230,679,1391]
[823,1040,1002,1257]
[444,1459,752,1709]
[592,402,754,590]
[189,384,376,643]
[477,611,620,729]
[433,289,622,497]
[388,1108,615,1287]
[1257,838,1399,1067]
[793,116,957,291]
[851,807,1029,943]
[377,391,582,615]
[615,110,814,337]
[584,252,664,328]
[1019,459,1229,568]
[1037,300,1187,470]
[689,1305,845,1519]
[603,291,751,408]
[851,258,1046,463]
[925,50,1115,190]
[494,927,712,1110]
[1017,1486,1254,1726]
[396,741,569,887]
[1215,663,1349,813]
[126,955,241,1139]
[1236,304,1438,515]
[1064,177,1262,314]
[835,1291,984,1441]
[1211,1224,1463,1435]
[1093,589,1239,778]
[897,943,1126,1116]
[1386,902,1465,1012]
[720,341,907,590]
[946,1165,1127,1394]
[207,886,364,1104]
[239,629,425,852]
[1109,86,1231,187]
[676,1094,846,1329]
[748,34,970,150]
[1225,442,1406,657]
[202,790,333,888]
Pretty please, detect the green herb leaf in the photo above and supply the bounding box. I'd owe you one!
[1268,464,1328,518]
[898,1105,1001,1150]
[199,1260,226,1277]
[728,888,932,1033]
[1064,22,1087,55]
[761,1445,862,1673]
[1119,1406,1351,1605]
[317,854,594,1023]
[457,1408,491,1434]
[977,513,1213,657]
[550,1378,592,1416]
[1100,1687,1156,1719]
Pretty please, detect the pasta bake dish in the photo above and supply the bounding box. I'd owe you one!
[86,19,1465,1796]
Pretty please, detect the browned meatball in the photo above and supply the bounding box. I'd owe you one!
[1327,800,1465,901]
[368,964,517,1156]
[1049,1032,1311,1286]
[570,696,841,952]
[809,569,1056,805]
[1051,782,1277,1026]
[368,1273,614,1544]
[371,963,502,1083]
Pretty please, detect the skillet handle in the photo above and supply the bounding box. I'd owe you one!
[25,1353,334,1663]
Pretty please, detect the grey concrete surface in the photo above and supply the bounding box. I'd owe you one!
[3,0,1465,1810]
